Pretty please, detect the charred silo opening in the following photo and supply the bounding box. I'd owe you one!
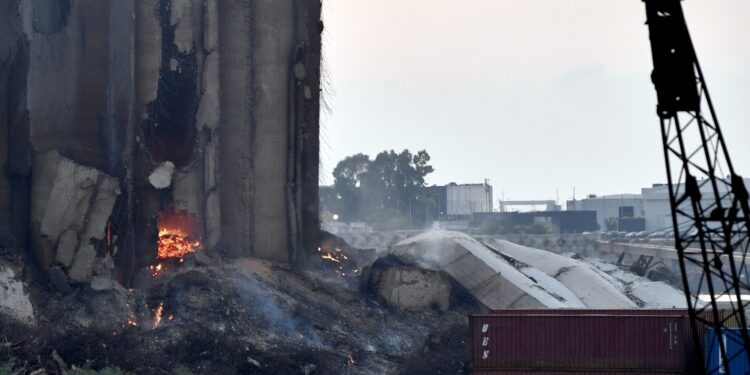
[143,0,200,168]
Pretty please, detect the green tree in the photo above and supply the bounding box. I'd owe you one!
[330,149,434,224]
[331,153,370,220]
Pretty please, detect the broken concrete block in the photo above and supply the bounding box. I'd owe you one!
[31,152,120,273]
[31,151,63,233]
[79,176,120,242]
[173,166,201,214]
[90,276,114,291]
[37,155,120,246]
[366,259,451,312]
[204,136,220,190]
[196,52,220,130]
[135,0,161,117]
[0,263,36,326]
[293,62,306,80]
[40,159,99,241]
[103,254,115,270]
[203,0,219,51]
[148,161,175,189]
[194,250,215,267]
[170,0,194,53]
[92,254,114,278]
[49,265,72,294]
[55,229,78,267]
[68,244,97,283]
[205,190,221,248]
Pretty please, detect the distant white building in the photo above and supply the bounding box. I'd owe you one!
[641,184,672,231]
[566,178,750,232]
[566,194,643,231]
[641,178,750,232]
[446,182,493,217]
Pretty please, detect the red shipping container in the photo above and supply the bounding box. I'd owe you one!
[470,310,702,373]
[471,372,677,375]
[488,308,691,316]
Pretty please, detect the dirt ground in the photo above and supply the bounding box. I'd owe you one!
[1,250,473,375]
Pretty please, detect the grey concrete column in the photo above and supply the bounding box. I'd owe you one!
[252,0,294,261]
[219,0,256,257]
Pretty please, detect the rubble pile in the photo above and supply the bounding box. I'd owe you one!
[0,252,472,374]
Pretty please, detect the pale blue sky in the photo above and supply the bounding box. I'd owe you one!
[320,0,750,204]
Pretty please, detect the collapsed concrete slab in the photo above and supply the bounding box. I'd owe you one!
[31,151,120,285]
[364,257,452,311]
[0,263,35,326]
[585,258,686,308]
[486,239,637,308]
[390,231,580,310]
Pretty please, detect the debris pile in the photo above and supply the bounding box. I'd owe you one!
[0,251,472,374]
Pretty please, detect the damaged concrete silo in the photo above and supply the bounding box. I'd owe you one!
[0,0,322,287]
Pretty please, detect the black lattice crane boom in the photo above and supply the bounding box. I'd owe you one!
[643,1,750,373]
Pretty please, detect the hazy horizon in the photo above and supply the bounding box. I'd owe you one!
[320,0,750,204]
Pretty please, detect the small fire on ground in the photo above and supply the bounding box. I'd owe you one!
[317,246,359,277]
[158,226,201,259]
[157,209,202,259]
[153,302,164,329]
[150,209,203,277]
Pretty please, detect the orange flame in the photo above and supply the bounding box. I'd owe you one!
[157,227,201,259]
[150,263,164,277]
[321,253,340,263]
[156,209,203,260]
[153,303,164,329]
[317,245,358,277]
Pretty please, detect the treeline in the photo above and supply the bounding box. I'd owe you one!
[321,149,436,229]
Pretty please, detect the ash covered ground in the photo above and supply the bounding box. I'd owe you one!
[0,245,472,375]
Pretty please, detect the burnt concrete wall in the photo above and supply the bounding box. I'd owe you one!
[0,0,31,246]
[0,1,17,235]
[0,0,322,286]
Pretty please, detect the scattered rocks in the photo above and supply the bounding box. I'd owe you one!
[148,161,175,189]
[246,357,261,369]
[49,266,72,294]
[293,62,306,80]
[55,230,78,267]
[68,245,96,283]
[194,250,216,267]
[92,254,115,278]
[301,363,316,374]
[0,263,36,326]
[90,276,114,291]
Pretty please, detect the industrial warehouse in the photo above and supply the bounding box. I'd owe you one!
[1,0,749,374]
